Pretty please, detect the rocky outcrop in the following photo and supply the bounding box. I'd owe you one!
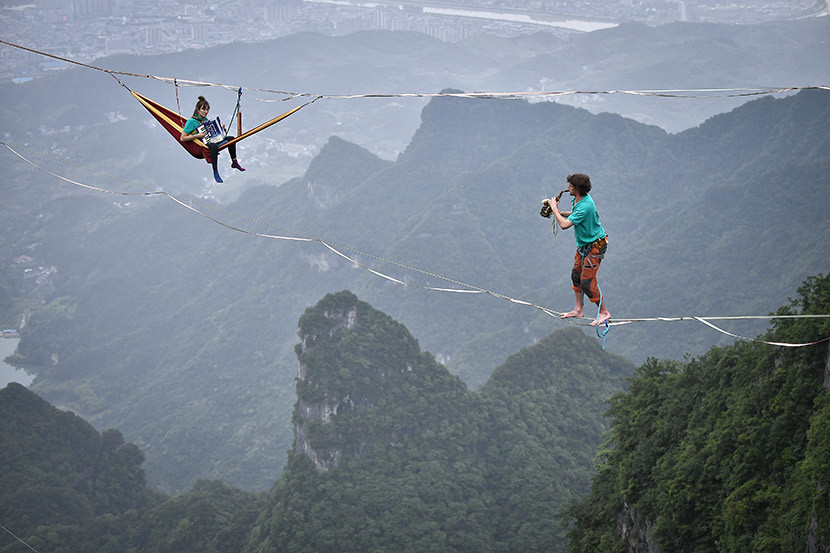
[292,290,422,472]
[618,501,662,553]
[291,288,453,472]
[293,297,359,471]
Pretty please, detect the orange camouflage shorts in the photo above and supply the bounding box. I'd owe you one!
[571,236,608,304]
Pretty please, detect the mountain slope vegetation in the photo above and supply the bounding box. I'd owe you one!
[243,290,633,553]
[0,383,150,533]
[0,383,264,553]
[1,290,631,553]
[4,87,828,492]
[565,274,830,551]
[2,277,827,551]
[1,21,827,490]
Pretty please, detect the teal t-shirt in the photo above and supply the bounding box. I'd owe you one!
[568,194,606,248]
[182,116,205,135]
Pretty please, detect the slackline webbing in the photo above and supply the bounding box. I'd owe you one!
[0,523,42,553]
[4,141,829,349]
[2,39,828,102]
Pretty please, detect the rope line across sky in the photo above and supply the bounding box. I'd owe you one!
[3,142,828,349]
[2,39,828,103]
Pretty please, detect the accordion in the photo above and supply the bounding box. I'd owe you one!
[197,117,226,144]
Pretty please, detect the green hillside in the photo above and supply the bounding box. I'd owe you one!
[4,87,828,493]
[565,274,830,551]
[244,290,633,553]
[0,383,150,532]
[2,278,826,551]
[0,383,264,553]
[1,290,631,553]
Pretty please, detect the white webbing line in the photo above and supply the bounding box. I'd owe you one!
[610,314,830,347]
[610,314,830,325]
[2,38,828,103]
[4,141,829,347]
[140,80,830,102]
[0,523,43,553]
[2,143,313,244]
[690,316,830,347]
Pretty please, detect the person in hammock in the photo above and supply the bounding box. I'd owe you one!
[546,173,611,326]
[180,96,245,183]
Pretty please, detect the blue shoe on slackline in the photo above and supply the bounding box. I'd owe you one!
[214,170,223,183]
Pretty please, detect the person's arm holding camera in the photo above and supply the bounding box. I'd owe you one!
[549,197,573,230]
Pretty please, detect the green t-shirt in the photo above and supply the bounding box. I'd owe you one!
[568,194,606,248]
[182,116,205,135]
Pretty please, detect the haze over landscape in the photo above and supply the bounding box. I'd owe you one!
[1,0,829,551]
[4,0,825,83]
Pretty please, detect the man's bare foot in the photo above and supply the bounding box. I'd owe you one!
[561,309,584,319]
[590,311,611,327]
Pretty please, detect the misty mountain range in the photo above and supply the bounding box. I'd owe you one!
[2,18,827,190]
[2,277,827,552]
[1,19,828,496]
[2,85,828,495]
[0,15,829,552]
[0,290,635,553]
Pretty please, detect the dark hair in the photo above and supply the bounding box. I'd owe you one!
[192,96,210,118]
[567,173,592,196]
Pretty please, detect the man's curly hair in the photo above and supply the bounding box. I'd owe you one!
[567,173,592,196]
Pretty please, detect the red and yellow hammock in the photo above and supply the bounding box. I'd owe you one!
[130,90,309,164]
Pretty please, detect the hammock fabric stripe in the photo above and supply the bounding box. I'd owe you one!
[131,90,211,162]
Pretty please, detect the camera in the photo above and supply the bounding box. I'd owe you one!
[540,199,553,218]
[540,190,568,218]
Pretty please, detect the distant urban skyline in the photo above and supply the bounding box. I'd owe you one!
[1,0,826,82]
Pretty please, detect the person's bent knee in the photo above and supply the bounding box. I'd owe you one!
[581,279,595,298]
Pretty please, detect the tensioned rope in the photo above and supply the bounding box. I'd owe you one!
[0,523,43,553]
[0,142,539,301]
[2,39,828,102]
[4,141,829,349]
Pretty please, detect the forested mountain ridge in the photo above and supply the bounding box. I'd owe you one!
[1,290,632,552]
[6,87,829,493]
[3,279,827,551]
[0,383,150,533]
[0,381,264,552]
[565,274,830,551]
[245,290,633,552]
[616,88,830,324]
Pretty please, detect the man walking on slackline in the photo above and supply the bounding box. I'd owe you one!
[546,173,611,326]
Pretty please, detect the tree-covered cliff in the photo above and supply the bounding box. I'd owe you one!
[1,290,632,553]
[245,290,633,553]
[3,278,827,551]
[5,79,829,493]
[0,383,151,535]
[565,274,830,551]
[0,383,264,553]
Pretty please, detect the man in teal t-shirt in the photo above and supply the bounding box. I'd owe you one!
[548,173,610,326]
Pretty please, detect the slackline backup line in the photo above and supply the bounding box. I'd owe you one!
[0,523,42,553]
[2,39,829,101]
[4,141,829,349]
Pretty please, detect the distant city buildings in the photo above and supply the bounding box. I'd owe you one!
[0,0,824,82]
